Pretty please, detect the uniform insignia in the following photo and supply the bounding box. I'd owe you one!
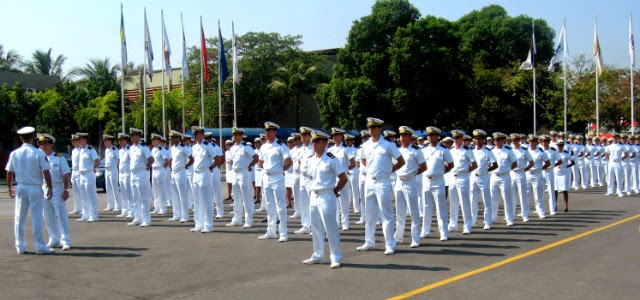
[126,146,130,150]
[550,147,556,151]
[277,141,283,145]
[484,146,492,151]
[619,142,623,145]
[462,145,469,150]
[327,152,335,158]
[308,154,314,158]
[111,146,116,150]
[563,150,569,154]
[88,146,93,150]
[45,157,49,162]
[411,145,420,150]
[203,141,209,145]
[504,145,512,150]
[56,153,62,157]
[179,143,184,147]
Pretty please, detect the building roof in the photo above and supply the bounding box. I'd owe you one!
[0,72,59,91]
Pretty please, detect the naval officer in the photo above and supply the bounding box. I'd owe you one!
[102,134,121,212]
[127,128,154,227]
[227,128,258,228]
[76,132,100,222]
[191,126,216,233]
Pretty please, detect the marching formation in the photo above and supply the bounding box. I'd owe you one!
[6,118,638,268]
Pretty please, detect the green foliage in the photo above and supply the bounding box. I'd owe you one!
[74,91,121,143]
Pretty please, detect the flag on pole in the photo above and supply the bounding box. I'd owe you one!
[218,23,229,84]
[162,11,172,83]
[630,13,635,68]
[181,13,189,80]
[548,23,566,72]
[232,22,239,84]
[144,9,154,80]
[594,19,604,76]
[120,4,127,70]
[201,19,210,83]
[520,25,536,70]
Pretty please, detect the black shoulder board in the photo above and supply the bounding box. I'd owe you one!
[159,146,163,150]
[504,145,512,150]
[411,145,420,150]
[484,146,491,151]
[550,147,556,151]
[308,154,314,158]
[88,146,93,150]
[619,142,623,145]
[45,156,49,162]
[462,145,469,150]
[179,143,184,147]
[125,146,129,150]
[327,152,335,158]
[141,142,146,146]
[203,141,209,145]
[563,150,569,154]
[539,147,544,151]
[277,141,283,145]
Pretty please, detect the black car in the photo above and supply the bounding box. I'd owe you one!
[95,159,106,192]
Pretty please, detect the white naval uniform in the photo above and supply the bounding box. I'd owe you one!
[70,147,82,214]
[162,146,172,208]
[569,143,582,190]
[298,143,314,230]
[470,146,497,226]
[527,147,549,218]
[230,142,256,226]
[606,142,626,196]
[129,142,153,225]
[307,150,344,264]
[170,142,192,222]
[597,144,606,186]
[346,145,360,214]
[362,138,401,250]
[43,152,72,247]
[185,146,195,210]
[542,147,561,214]
[448,145,475,233]
[192,140,216,231]
[585,143,597,188]
[634,144,640,193]
[511,146,532,221]
[622,143,635,194]
[151,145,169,214]
[104,145,120,211]
[78,145,100,221]
[421,143,454,239]
[259,140,291,238]
[554,150,572,192]
[225,149,235,198]
[328,144,352,229]
[118,146,133,217]
[6,143,51,253]
[210,143,224,217]
[394,144,425,244]
[290,145,301,216]
[491,146,517,224]
[356,144,367,222]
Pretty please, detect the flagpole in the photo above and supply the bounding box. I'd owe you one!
[200,16,205,127]
[181,12,185,134]
[121,4,126,133]
[595,16,600,137]
[143,8,148,143]
[563,17,568,136]
[631,11,635,136]
[532,21,537,135]
[218,20,223,143]
[232,21,237,128]
[161,10,166,138]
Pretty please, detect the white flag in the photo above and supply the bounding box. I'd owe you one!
[144,8,154,80]
[548,23,566,72]
[594,18,603,76]
[181,13,188,80]
[162,10,172,83]
[630,13,635,68]
[520,25,536,70]
[232,22,239,84]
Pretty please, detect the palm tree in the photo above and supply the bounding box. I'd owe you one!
[22,48,67,77]
[0,44,23,72]
[71,58,121,99]
[268,61,324,129]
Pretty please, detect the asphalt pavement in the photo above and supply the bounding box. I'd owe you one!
[0,183,638,299]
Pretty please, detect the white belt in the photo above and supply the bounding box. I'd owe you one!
[130,168,147,174]
[453,171,468,177]
[152,166,162,170]
[512,169,525,174]
[194,169,209,173]
[263,171,283,176]
[233,168,248,173]
[425,175,443,180]
[475,173,489,177]
[79,170,93,175]
[398,175,415,181]
[369,176,389,181]
[172,168,186,172]
[493,171,510,177]
[312,189,333,195]
[528,169,543,175]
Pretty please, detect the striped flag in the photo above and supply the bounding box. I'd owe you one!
[594,18,603,76]
[144,8,154,80]
[631,13,635,68]
[120,4,127,70]
[181,13,189,80]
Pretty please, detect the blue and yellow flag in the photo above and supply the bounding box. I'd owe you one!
[120,4,127,70]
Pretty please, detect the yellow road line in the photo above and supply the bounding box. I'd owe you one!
[388,213,640,300]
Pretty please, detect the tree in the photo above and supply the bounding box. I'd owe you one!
[0,44,22,72]
[34,89,77,150]
[72,58,121,99]
[268,61,324,129]
[74,91,121,148]
[22,48,67,78]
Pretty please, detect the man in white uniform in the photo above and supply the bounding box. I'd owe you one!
[394,126,426,247]
[510,134,533,222]
[160,137,173,211]
[116,133,133,218]
[204,132,225,218]
[191,126,216,233]
[169,130,193,223]
[540,135,563,215]
[358,117,404,255]
[355,130,370,224]
[490,132,517,226]
[69,135,82,214]
[605,133,627,197]
[182,135,195,210]
[344,134,359,215]
[224,140,234,202]
[448,130,477,235]
[254,137,265,211]
[38,133,72,251]
[6,127,54,254]
[329,127,355,230]
[102,134,120,212]
[621,134,636,195]
[295,126,314,234]
[76,132,100,222]
[150,133,169,215]
[227,128,258,228]
[585,136,598,188]
[302,130,347,269]
[289,133,302,219]
[127,128,154,227]
[527,135,551,219]
[421,126,454,241]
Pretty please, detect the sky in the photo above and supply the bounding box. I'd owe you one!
[1,0,638,73]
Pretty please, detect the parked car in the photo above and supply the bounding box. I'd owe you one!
[58,152,73,170]
[95,159,106,192]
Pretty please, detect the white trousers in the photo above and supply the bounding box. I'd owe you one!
[527,172,546,217]
[358,177,366,221]
[298,177,311,230]
[587,160,597,187]
[193,171,213,230]
[448,174,472,233]
[171,169,191,221]
[607,162,623,195]
[14,184,47,253]
[310,191,342,263]
[364,178,395,248]
[422,177,448,239]
[348,169,360,213]
[231,169,254,225]
[336,177,351,228]
[263,173,287,237]
[130,170,151,224]
[470,174,493,226]
[105,167,120,210]
[152,167,167,213]
[543,170,557,214]
[511,171,529,220]
[212,168,224,216]
[394,178,420,244]
[631,161,639,192]
[43,185,71,247]
[578,159,589,189]
[623,163,632,193]
[491,173,514,224]
[71,173,82,213]
[293,171,301,214]
[571,162,580,189]
[119,173,133,216]
[78,172,98,220]
[186,170,195,209]
[595,160,604,186]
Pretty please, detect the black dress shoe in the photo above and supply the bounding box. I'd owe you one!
[564,208,568,212]
[261,217,268,223]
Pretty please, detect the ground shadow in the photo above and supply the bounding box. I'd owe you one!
[72,246,148,251]
[422,243,519,250]
[399,248,506,257]
[342,263,450,271]
[54,252,141,258]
